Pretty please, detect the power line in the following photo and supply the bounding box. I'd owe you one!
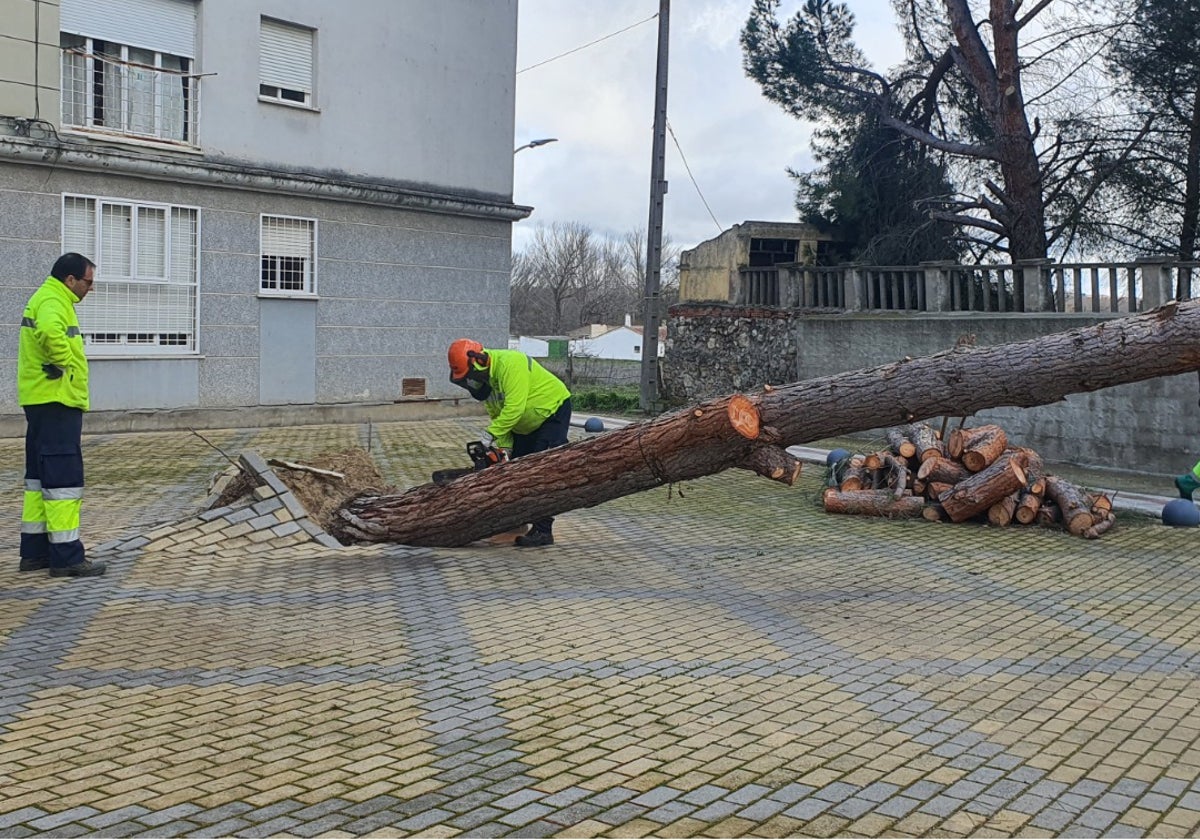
[517,12,658,74]
[667,120,722,233]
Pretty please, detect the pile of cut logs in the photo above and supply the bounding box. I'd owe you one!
[822,423,1116,539]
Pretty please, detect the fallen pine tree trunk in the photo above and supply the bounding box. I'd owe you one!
[332,300,1200,546]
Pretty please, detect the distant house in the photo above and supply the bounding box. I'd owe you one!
[569,316,665,361]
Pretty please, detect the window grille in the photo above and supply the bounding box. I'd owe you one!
[261,215,316,294]
[62,194,199,355]
[60,35,197,144]
[259,18,314,106]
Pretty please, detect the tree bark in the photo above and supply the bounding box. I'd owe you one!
[987,490,1021,527]
[823,489,925,518]
[917,456,971,486]
[923,502,951,522]
[880,452,910,499]
[910,423,944,462]
[840,455,869,491]
[939,451,1028,522]
[948,424,1002,460]
[1014,488,1042,524]
[960,426,1008,472]
[1036,500,1062,528]
[1012,447,1045,490]
[942,0,1049,261]
[886,427,917,459]
[1180,80,1200,272]
[1083,512,1116,540]
[333,301,1200,546]
[1045,475,1098,536]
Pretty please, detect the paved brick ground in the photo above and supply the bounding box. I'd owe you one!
[2,417,1200,838]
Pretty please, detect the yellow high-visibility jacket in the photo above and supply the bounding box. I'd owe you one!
[18,277,90,411]
[479,349,570,448]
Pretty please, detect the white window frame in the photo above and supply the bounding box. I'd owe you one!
[259,17,316,109]
[61,35,198,146]
[61,193,201,357]
[260,214,318,298]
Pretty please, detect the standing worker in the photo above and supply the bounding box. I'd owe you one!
[448,339,572,547]
[18,253,105,577]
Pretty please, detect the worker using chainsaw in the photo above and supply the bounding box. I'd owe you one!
[448,338,572,547]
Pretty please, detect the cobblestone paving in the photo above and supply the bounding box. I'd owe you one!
[2,418,1200,838]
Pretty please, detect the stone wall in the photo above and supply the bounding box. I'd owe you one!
[662,304,799,402]
[664,306,1196,476]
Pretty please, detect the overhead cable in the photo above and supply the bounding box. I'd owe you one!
[518,12,658,74]
[668,121,723,233]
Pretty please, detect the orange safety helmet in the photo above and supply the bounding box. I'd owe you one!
[448,338,486,380]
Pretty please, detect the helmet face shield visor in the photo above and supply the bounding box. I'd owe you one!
[450,366,491,400]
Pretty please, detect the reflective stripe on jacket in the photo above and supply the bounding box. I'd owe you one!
[18,277,89,410]
[481,348,570,449]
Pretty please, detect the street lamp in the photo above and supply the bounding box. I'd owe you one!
[514,137,558,154]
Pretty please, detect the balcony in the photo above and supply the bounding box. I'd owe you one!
[61,47,199,147]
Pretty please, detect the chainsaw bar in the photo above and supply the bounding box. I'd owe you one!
[431,467,474,485]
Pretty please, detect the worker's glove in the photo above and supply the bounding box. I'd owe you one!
[480,430,495,448]
[41,364,63,380]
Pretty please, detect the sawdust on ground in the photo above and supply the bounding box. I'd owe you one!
[270,448,396,532]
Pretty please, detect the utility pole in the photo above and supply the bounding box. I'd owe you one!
[639,0,669,413]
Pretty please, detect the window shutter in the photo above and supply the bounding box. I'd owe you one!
[262,217,314,258]
[100,203,133,277]
[62,196,95,256]
[61,0,196,58]
[259,18,313,94]
[169,208,197,284]
[137,207,167,278]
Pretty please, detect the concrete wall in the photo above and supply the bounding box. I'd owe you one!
[0,162,512,412]
[665,307,1194,476]
[0,0,60,117]
[197,0,517,196]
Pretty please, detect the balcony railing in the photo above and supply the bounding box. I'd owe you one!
[61,48,199,145]
[736,259,1200,314]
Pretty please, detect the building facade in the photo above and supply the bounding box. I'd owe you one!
[0,0,526,414]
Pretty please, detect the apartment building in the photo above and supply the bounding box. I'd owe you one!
[0,0,526,413]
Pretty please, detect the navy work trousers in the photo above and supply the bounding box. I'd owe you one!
[511,397,573,535]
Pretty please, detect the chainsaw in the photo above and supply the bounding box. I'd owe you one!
[431,440,510,485]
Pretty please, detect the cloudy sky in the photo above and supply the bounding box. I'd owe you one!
[512,0,905,254]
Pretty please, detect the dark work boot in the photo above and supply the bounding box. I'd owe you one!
[49,559,107,578]
[19,556,49,572]
[514,530,554,548]
[1176,472,1200,500]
